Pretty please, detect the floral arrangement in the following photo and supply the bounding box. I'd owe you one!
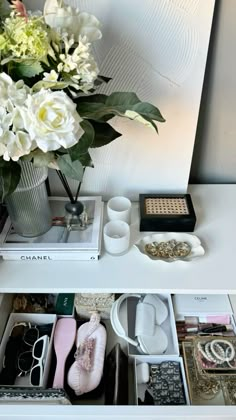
[0,0,165,202]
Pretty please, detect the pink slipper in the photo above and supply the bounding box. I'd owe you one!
[67,313,106,396]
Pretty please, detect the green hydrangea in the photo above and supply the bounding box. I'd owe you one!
[2,13,50,60]
[0,34,7,51]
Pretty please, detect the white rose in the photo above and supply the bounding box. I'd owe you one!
[0,72,13,108]
[44,0,102,42]
[24,89,84,152]
[0,105,28,137]
[11,106,27,132]
[0,106,9,135]
[0,121,7,156]
[1,131,33,161]
[8,80,30,107]
[0,73,30,109]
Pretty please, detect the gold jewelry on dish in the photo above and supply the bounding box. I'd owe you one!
[173,241,191,257]
[144,239,191,260]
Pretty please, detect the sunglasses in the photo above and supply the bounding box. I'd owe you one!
[17,325,39,374]
[0,323,28,386]
[10,322,53,341]
[18,335,49,386]
[0,322,52,387]
[30,335,49,387]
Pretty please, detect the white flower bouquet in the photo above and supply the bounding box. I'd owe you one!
[0,0,165,202]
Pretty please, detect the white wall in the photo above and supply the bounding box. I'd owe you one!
[24,0,215,196]
[44,0,214,199]
[190,0,236,184]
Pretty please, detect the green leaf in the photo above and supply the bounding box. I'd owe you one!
[124,111,159,132]
[0,162,21,201]
[78,152,94,168]
[142,116,158,132]
[32,80,69,92]
[31,150,54,167]
[77,92,141,120]
[76,94,112,121]
[68,120,94,161]
[106,92,141,107]
[17,62,44,78]
[93,80,106,88]
[76,94,108,104]
[57,155,84,181]
[21,154,34,162]
[90,121,122,148]
[97,75,112,84]
[132,102,165,122]
[17,62,43,77]
[0,34,7,50]
[77,91,165,126]
[94,75,112,87]
[78,102,124,120]
[0,158,8,168]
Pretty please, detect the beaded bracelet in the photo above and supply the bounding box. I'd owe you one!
[198,339,235,366]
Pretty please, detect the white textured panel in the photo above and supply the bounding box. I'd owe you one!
[25,0,215,200]
[170,0,200,15]
[118,0,199,84]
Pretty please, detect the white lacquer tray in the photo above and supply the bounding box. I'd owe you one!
[134,232,205,262]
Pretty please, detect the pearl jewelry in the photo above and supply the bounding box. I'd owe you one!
[210,339,235,362]
[198,339,236,367]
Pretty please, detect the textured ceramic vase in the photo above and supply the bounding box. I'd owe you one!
[5,162,52,237]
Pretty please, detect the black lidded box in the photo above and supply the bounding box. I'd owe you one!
[139,194,196,232]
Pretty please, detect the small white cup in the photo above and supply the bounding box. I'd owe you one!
[107,196,132,224]
[103,221,130,256]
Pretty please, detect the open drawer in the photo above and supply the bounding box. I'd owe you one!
[0,292,236,420]
[0,292,189,407]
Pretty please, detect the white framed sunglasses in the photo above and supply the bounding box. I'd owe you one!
[30,335,49,387]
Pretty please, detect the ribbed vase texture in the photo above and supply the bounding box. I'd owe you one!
[6,162,52,237]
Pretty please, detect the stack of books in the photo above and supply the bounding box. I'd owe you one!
[0,196,104,261]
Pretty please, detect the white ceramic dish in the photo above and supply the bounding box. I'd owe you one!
[134,232,205,262]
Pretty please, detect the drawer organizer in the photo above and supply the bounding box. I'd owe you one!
[0,292,235,408]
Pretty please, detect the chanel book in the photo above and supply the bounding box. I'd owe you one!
[0,197,103,261]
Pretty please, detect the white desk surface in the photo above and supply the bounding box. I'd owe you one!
[0,184,235,294]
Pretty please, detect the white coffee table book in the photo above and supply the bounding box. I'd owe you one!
[0,197,104,261]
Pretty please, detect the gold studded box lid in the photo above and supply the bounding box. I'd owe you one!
[139,194,196,232]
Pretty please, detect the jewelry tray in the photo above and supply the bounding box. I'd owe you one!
[193,336,236,374]
[182,341,236,405]
[134,232,205,262]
